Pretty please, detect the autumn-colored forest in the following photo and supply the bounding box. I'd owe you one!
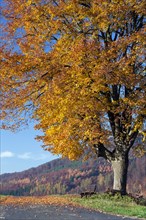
[0,154,146,197]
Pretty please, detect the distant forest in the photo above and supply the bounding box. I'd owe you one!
[0,154,146,197]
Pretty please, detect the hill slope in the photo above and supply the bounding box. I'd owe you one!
[0,155,146,196]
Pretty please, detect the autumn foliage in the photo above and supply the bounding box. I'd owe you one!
[1,0,146,194]
[0,195,75,206]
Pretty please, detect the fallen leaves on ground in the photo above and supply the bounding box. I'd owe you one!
[0,195,78,207]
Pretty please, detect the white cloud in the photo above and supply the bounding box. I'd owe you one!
[0,151,15,158]
[18,152,49,161]
[0,151,50,161]
[33,154,49,161]
[17,152,48,160]
[18,152,32,159]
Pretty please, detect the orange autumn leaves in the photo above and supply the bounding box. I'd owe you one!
[0,195,76,206]
[1,0,146,159]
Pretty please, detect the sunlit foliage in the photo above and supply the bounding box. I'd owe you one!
[1,0,145,161]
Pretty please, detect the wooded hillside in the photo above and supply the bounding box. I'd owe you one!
[0,155,145,196]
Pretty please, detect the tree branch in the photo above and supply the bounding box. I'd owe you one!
[78,1,91,8]
[94,143,113,161]
[108,111,115,136]
[129,130,139,149]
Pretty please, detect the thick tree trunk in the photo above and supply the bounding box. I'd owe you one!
[111,154,129,195]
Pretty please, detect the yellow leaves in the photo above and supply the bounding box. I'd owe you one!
[1,0,145,161]
[68,152,76,160]
[139,130,146,142]
[26,0,32,6]
[98,22,109,31]
[65,3,76,12]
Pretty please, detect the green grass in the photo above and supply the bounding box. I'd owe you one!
[70,193,146,219]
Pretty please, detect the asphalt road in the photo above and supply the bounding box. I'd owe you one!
[0,204,142,220]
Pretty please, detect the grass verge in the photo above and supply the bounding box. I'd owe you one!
[69,193,146,219]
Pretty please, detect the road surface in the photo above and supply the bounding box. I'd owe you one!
[0,204,143,220]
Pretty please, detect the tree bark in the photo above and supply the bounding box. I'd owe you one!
[111,153,129,195]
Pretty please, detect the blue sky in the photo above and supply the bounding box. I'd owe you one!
[0,124,59,174]
[0,0,59,174]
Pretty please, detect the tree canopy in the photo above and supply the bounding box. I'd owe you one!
[1,0,146,161]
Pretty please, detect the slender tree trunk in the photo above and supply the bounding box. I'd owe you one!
[111,153,129,195]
